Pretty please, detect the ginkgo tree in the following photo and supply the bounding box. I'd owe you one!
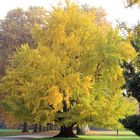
[0,0,137,137]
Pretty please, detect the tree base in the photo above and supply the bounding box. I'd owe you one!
[39,124,43,132]
[54,126,77,138]
[33,124,39,133]
[22,122,29,132]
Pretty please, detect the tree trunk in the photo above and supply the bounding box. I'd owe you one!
[76,126,85,135]
[43,126,47,132]
[39,124,43,132]
[54,125,76,137]
[33,123,39,133]
[22,122,29,132]
[139,103,140,114]
[116,129,119,135]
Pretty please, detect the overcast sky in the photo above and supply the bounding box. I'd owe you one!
[0,0,140,26]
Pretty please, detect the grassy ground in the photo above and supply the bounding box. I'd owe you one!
[30,131,138,140]
[0,129,21,133]
[86,130,135,135]
[0,128,31,136]
[33,135,140,140]
[0,129,20,136]
[0,130,138,139]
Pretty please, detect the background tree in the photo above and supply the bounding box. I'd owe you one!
[120,114,140,136]
[118,1,140,135]
[120,55,140,136]
[0,6,47,131]
[0,6,47,78]
[126,0,140,7]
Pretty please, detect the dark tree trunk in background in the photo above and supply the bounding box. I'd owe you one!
[116,129,119,135]
[43,126,47,132]
[139,103,140,114]
[76,126,85,135]
[33,123,39,133]
[54,125,76,137]
[22,122,29,132]
[39,124,43,132]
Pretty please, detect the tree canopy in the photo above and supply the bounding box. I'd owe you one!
[0,0,137,137]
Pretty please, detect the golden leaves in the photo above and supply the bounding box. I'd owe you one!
[46,86,62,109]
[0,0,137,126]
[119,42,137,60]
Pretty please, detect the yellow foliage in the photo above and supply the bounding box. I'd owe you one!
[46,86,62,109]
[0,0,137,127]
[119,42,137,60]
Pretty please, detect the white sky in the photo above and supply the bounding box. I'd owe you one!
[0,0,140,26]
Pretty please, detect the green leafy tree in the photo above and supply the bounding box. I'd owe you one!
[118,2,140,134]
[120,114,140,136]
[120,42,140,136]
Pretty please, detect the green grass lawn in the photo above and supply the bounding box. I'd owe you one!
[0,128,21,133]
[33,135,140,140]
[0,129,21,136]
[0,128,33,132]
[0,128,34,136]
[0,129,138,139]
